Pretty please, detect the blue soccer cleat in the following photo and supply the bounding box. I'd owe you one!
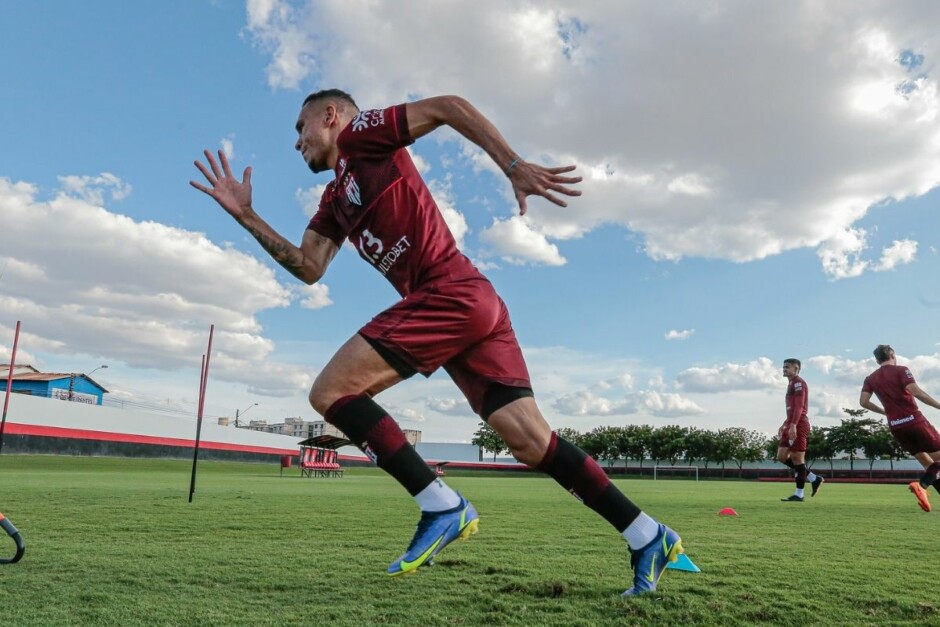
[387,497,479,576]
[621,523,683,596]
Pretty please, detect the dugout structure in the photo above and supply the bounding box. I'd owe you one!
[298,434,351,478]
[653,465,699,481]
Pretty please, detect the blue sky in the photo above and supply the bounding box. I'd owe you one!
[1,1,939,441]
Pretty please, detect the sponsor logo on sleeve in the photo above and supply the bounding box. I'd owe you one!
[351,109,387,132]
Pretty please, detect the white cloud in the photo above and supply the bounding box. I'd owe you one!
[873,238,917,271]
[296,184,327,217]
[427,179,469,250]
[57,173,132,205]
[818,227,869,280]
[220,134,236,160]
[665,329,694,341]
[0,176,312,398]
[631,390,705,418]
[296,283,332,309]
[677,357,782,393]
[245,2,940,274]
[479,216,566,266]
[552,390,637,416]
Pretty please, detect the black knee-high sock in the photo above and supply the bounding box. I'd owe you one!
[794,464,807,490]
[919,462,940,489]
[783,458,797,477]
[537,432,641,532]
[933,478,940,496]
[325,394,435,496]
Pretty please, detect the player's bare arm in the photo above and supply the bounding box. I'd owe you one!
[190,149,338,284]
[405,96,582,215]
[859,391,886,415]
[906,382,940,411]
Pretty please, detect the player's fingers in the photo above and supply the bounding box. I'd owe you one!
[549,185,582,197]
[219,150,233,178]
[205,149,223,179]
[189,180,212,194]
[193,159,216,185]
[542,191,568,208]
[242,166,252,186]
[515,189,528,216]
[545,164,578,175]
[552,174,582,184]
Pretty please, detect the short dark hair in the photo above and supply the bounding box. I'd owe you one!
[783,358,801,370]
[873,344,893,364]
[302,88,359,111]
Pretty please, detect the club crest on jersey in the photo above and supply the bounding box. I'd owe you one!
[341,173,361,206]
[351,108,386,132]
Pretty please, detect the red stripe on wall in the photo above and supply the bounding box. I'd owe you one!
[4,422,298,456]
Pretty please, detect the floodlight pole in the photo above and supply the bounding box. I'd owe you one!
[234,402,258,428]
[0,321,22,457]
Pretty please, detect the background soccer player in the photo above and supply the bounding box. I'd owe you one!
[191,90,683,595]
[860,344,940,512]
[776,358,823,501]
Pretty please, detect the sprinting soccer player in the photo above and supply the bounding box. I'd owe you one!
[190,90,682,595]
[859,344,940,513]
[776,358,823,502]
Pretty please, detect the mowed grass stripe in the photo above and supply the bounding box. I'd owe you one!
[0,455,937,626]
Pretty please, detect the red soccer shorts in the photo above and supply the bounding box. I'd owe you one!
[359,277,531,416]
[779,418,810,452]
[892,421,940,455]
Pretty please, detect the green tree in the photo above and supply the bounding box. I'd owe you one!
[555,427,581,447]
[684,428,717,468]
[826,410,878,470]
[805,426,836,474]
[616,424,652,469]
[647,425,688,465]
[724,427,767,477]
[862,422,896,477]
[710,429,737,477]
[471,421,507,462]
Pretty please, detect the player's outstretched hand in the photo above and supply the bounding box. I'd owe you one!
[189,149,253,221]
[508,161,582,216]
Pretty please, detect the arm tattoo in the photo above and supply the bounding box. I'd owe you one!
[246,224,307,280]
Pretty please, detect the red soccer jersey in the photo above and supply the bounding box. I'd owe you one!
[307,104,483,297]
[862,364,925,428]
[785,376,808,424]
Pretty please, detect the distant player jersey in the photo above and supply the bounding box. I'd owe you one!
[307,104,483,297]
[785,376,808,424]
[862,365,925,429]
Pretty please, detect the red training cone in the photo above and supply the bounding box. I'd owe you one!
[718,507,738,516]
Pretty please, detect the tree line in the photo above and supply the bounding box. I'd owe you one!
[471,409,910,476]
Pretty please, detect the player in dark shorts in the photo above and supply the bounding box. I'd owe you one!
[775,359,823,501]
[860,344,940,512]
[191,90,683,595]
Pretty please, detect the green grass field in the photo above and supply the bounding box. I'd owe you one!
[0,455,938,626]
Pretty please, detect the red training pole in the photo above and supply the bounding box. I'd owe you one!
[188,325,214,502]
[0,321,22,457]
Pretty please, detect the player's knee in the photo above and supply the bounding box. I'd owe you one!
[308,378,337,417]
[507,440,544,467]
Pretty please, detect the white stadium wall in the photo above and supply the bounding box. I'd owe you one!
[1,393,306,463]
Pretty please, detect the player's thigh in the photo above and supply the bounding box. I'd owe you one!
[790,450,806,465]
[309,334,402,414]
[775,446,791,463]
